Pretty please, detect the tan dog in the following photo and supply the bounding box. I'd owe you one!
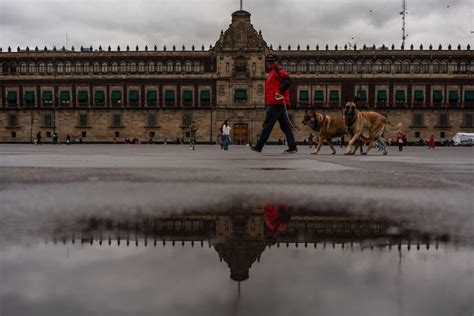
[302,111,360,155]
[343,102,401,155]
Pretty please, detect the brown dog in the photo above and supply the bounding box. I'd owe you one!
[302,111,359,155]
[343,102,401,155]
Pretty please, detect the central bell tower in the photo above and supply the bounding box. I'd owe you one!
[213,10,269,110]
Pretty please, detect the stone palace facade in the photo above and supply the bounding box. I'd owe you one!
[0,10,473,143]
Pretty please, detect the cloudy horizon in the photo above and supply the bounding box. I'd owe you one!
[0,0,472,50]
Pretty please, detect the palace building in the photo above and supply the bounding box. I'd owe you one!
[0,10,473,143]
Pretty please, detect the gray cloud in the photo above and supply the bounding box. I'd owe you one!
[0,0,472,49]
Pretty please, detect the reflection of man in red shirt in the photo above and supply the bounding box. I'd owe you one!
[264,204,291,238]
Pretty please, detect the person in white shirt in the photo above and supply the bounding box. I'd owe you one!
[222,120,231,151]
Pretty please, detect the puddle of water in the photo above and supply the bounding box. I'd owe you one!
[1,203,473,316]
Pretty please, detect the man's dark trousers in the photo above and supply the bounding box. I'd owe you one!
[255,104,296,150]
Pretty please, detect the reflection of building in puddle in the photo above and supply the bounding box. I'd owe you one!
[49,206,450,282]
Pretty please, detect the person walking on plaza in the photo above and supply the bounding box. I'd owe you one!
[397,130,406,152]
[36,131,42,145]
[222,120,231,151]
[428,134,436,149]
[188,121,198,150]
[308,133,314,148]
[250,53,297,154]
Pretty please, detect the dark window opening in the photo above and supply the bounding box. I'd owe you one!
[148,114,156,127]
[112,114,122,127]
[43,114,53,127]
[440,131,446,138]
[79,114,88,127]
[11,131,16,138]
[149,131,155,138]
[81,131,87,138]
[8,114,17,127]
[413,113,424,127]
[46,131,52,138]
[415,131,420,138]
[114,131,120,138]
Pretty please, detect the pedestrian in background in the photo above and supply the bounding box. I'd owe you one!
[222,120,231,151]
[308,133,314,148]
[397,130,406,152]
[428,134,436,149]
[36,131,42,145]
[188,121,198,150]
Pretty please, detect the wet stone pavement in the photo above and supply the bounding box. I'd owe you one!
[0,144,473,316]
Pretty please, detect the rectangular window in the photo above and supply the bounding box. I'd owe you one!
[182,90,193,107]
[415,131,420,138]
[432,90,443,102]
[114,131,120,138]
[7,91,18,105]
[164,90,175,107]
[329,90,339,101]
[128,90,139,106]
[44,113,53,127]
[448,91,459,102]
[413,113,424,127]
[11,131,16,138]
[8,114,17,127]
[464,90,474,102]
[299,90,309,104]
[395,90,406,102]
[24,91,35,105]
[463,114,473,127]
[438,113,449,127]
[440,131,446,138]
[60,91,70,104]
[149,131,155,138]
[314,90,324,102]
[81,131,87,138]
[200,90,210,106]
[46,131,52,138]
[111,91,122,105]
[78,90,88,105]
[95,91,105,105]
[148,113,156,127]
[42,91,53,105]
[354,90,366,103]
[414,90,424,102]
[377,90,388,101]
[182,113,192,128]
[79,114,88,127]
[112,114,122,127]
[234,89,247,102]
[147,91,157,106]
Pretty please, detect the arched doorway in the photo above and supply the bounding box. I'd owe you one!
[233,123,248,145]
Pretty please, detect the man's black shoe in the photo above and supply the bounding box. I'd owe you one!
[283,148,298,154]
[250,146,262,153]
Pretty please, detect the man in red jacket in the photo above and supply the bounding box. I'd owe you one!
[251,53,297,154]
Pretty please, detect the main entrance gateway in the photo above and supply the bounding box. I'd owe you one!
[233,123,248,145]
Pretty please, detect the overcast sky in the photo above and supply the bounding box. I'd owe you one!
[0,0,472,50]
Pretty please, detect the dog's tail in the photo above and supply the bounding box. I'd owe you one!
[384,120,402,134]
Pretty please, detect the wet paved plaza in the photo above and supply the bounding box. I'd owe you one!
[0,144,473,316]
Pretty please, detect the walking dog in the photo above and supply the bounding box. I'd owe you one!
[343,101,401,155]
[302,111,362,155]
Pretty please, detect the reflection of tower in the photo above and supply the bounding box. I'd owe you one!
[213,214,266,281]
[214,240,266,281]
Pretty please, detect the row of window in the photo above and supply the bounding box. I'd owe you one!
[411,113,474,129]
[297,87,474,106]
[0,61,206,75]
[280,60,472,74]
[3,88,212,107]
[6,112,472,130]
